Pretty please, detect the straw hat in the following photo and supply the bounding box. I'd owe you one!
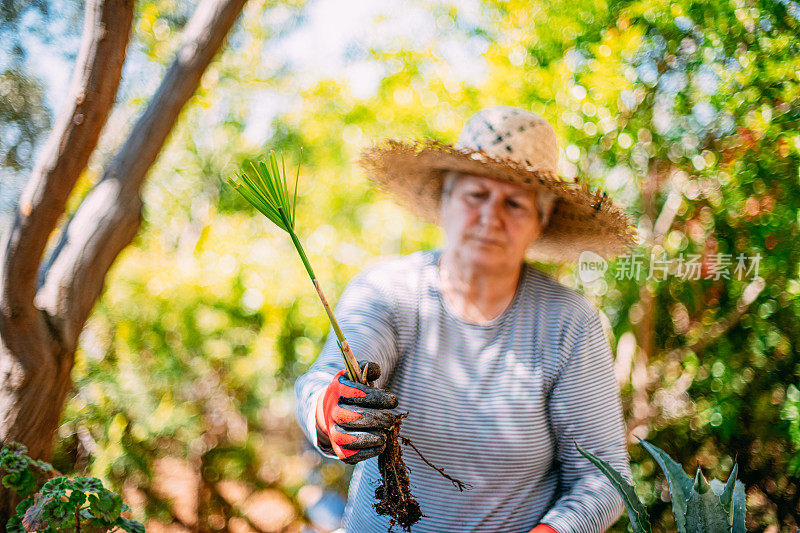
[359,105,636,263]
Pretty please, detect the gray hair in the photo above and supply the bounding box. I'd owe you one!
[441,170,557,227]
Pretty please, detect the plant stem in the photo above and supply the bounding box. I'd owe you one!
[277,207,364,384]
[312,278,363,384]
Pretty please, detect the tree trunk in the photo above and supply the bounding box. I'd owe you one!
[628,159,663,436]
[0,0,133,523]
[0,0,247,527]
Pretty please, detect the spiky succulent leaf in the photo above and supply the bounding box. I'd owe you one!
[718,463,737,509]
[640,439,693,533]
[576,443,651,533]
[709,479,747,533]
[712,465,746,531]
[684,482,732,533]
[709,463,747,532]
[694,468,712,494]
[731,480,746,533]
[709,481,730,510]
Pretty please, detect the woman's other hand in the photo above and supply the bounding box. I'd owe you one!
[315,361,398,464]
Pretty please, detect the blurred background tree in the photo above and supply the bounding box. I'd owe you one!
[0,0,247,526]
[1,0,798,531]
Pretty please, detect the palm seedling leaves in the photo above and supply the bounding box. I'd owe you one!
[226,151,314,276]
[228,152,297,230]
[226,151,363,384]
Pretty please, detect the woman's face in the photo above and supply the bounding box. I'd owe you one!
[440,174,543,272]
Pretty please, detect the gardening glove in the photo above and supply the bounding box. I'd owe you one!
[529,525,559,533]
[316,360,398,464]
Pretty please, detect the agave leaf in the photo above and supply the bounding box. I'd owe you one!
[640,439,693,533]
[694,468,711,494]
[715,463,738,529]
[731,480,746,533]
[709,480,732,519]
[719,463,737,509]
[576,443,651,533]
[710,473,746,533]
[685,477,732,533]
[718,464,746,533]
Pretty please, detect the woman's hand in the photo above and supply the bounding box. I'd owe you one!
[315,361,398,464]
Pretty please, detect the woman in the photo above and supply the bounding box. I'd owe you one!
[295,106,636,532]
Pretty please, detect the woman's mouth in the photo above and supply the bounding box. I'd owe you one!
[471,236,504,247]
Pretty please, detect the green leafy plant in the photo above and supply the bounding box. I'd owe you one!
[227,151,430,530]
[1,442,54,501]
[577,440,746,533]
[227,151,363,384]
[1,443,143,533]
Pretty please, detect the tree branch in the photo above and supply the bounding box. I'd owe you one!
[0,0,133,341]
[680,276,766,357]
[652,276,766,420]
[36,0,248,351]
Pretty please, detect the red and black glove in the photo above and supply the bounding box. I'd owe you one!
[315,361,398,464]
[529,525,559,533]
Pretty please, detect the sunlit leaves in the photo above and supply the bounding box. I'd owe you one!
[39,0,800,529]
[1,443,143,533]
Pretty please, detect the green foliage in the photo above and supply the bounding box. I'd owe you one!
[0,443,143,532]
[579,440,745,532]
[0,68,51,171]
[228,149,365,384]
[576,443,652,532]
[0,0,794,529]
[0,443,54,500]
[227,151,300,234]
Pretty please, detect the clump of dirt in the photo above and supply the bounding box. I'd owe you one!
[372,417,422,532]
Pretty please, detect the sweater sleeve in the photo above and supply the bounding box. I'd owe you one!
[294,269,400,457]
[539,307,630,533]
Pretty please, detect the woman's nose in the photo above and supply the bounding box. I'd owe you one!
[479,197,504,227]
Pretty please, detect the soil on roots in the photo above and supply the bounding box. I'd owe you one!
[372,417,422,532]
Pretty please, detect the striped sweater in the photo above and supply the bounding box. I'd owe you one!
[295,249,630,532]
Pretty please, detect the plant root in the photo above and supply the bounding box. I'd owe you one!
[399,436,472,492]
[373,416,422,532]
[373,415,470,532]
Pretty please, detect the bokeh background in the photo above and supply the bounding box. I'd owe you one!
[1,0,799,530]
